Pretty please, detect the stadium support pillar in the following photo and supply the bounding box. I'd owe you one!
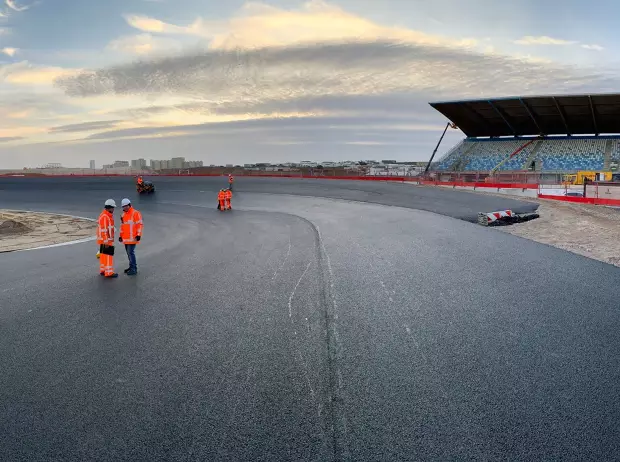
[425,122,451,174]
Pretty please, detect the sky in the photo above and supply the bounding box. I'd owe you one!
[0,0,619,168]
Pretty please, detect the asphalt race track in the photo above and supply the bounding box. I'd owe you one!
[1,177,619,461]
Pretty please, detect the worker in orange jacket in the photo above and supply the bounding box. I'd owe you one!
[118,198,143,275]
[217,189,227,211]
[228,174,234,191]
[97,199,118,278]
[224,188,232,210]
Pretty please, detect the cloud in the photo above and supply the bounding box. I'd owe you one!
[2,61,80,85]
[106,33,183,56]
[206,92,441,117]
[123,1,479,51]
[48,120,123,133]
[582,44,604,51]
[5,0,30,12]
[81,115,443,141]
[514,36,577,46]
[123,14,203,35]
[1,46,16,56]
[0,136,22,142]
[55,39,619,109]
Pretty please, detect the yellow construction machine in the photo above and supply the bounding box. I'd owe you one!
[562,171,612,185]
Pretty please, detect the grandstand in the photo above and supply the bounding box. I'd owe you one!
[429,93,620,173]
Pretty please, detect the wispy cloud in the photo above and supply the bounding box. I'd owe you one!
[514,35,577,46]
[48,120,122,133]
[582,44,604,51]
[1,46,16,56]
[123,1,480,51]
[5,0,30,12]
[0,136,22,142]
[3,61,80,85]
[106,33,182,56]
[82,115,445,141]
[514,35,605,52]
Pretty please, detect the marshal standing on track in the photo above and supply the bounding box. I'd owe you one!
[118,198,143,275]
[97,199,118,278]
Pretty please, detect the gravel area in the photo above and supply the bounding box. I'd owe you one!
[0,209,96,252]
[495,199,620,267]
[432,187,620,267]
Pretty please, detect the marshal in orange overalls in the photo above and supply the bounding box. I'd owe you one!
[120,206,143,244]
[97,209,116,277]
[218,189,226,211]
[224,189,232,210]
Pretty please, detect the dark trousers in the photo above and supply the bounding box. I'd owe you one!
[125,244,137,271]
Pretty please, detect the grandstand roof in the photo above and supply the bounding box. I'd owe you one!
[429,93,620,138]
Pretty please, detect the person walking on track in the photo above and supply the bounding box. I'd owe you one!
[224,188,232,210]
[118,198,143,275]
[98,199,118,278]
[228,174,234,191]
[218,189,227,211]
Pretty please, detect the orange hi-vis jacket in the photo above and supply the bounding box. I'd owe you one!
[120,207,143,244]
[218,190,226,201]
[225,189,232,200]
[97,209,115,245]
[228,175,234,184]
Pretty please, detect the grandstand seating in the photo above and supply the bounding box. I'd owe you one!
[434,136,609,172]
[463,140,526,172]
[610,139,620,163]
[536,138,605,171]
[434,140,469,171]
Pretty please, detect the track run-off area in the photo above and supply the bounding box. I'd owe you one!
[1,176,619,461]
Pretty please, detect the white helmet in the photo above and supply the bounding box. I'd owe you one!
[104,199,116,207]
[121,198,131,207]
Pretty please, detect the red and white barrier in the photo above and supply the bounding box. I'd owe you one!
[485,210,513,223]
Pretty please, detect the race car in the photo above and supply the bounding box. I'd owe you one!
[137,180,155,194]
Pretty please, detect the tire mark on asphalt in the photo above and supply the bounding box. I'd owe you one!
[315,224,351,462]
[273,230,292,281]
[287,261,320,409]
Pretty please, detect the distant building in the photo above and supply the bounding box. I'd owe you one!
[113,160,129,168]
[183,160,203,168]
[89,160,96,169]
[150,160,167,170]
[170,157,185,169]
[102,164,114,169]
[43,163,62,169]
[131,158,147,169]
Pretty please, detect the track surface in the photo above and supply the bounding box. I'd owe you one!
[0,177,618,461]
